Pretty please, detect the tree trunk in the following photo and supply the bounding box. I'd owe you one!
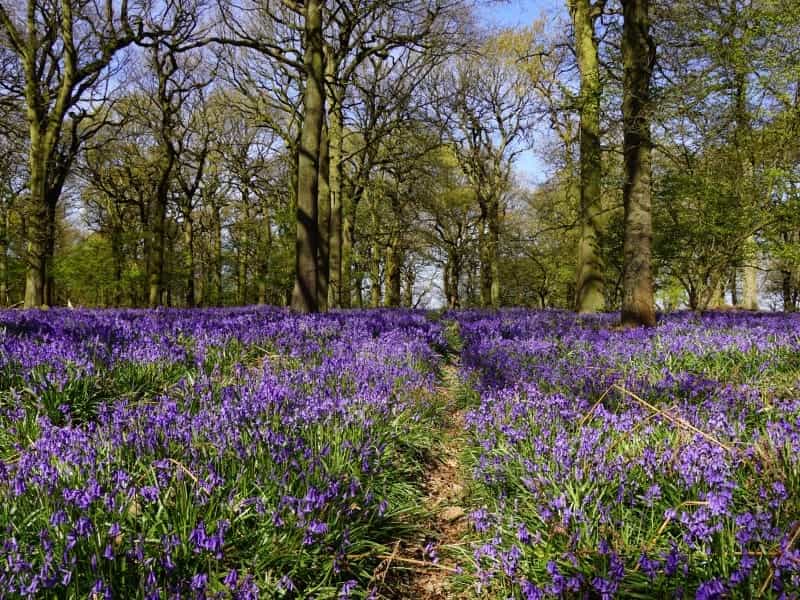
[238,196,250,305]
[43,197,57,306]
[572,0,606,313]
[782,270,795,312]
[370,212,382,308]
[488,197,501,308]
[328,84,344,309]
[184,215,195,307]
[24,135,47,308]
[385,241,402,307]
[257,203,272,305]
[148,149,173,308]
[317,119,330,311]
[341,192,357,309]
[729,269,738,306]
[447,251,462,309]
[478,200,491,307]
[741,235,758,310]
[111,226,124,306]
[403,267,414,307]
[213,204,223,305]
[620,0,656,327]
[0,203,8,305]
[291,0,325,313]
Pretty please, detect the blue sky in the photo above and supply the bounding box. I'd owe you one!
[474,0,567,186]
[476,0,563,28]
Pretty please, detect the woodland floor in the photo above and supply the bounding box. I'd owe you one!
[378,361,470,599]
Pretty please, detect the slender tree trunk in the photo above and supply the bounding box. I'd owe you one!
[620,0,656,327]
[572,0,605,313]
[370,211,382,308]
[213,204,223,305]
[111,226,124,306]
[729,269,738,306]
[488,197,501,308]
[403,267,414,307]
[291,0,325,313]
[0,203,8,305]
[341,188,361,309]
[478,200,491,307]
[328,84,344,308]
[184,215,195,307]
[443,260,452,308]
[448,252,462,309]
[782,270,794,312]
[317,119,330,311]
[238,196,250,305]
[43,197,58,306]
[258,204,272,305]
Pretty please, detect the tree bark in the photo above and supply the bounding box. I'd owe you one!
[212,203,223,305]
[403,267,414,307]
[741,235,758,310]
[327,84,344,309]
[370,209,382,308]
[238,193,250,305]
[572,0,606,313]
[184,215,195,307]
[291,0,325,313]
[478,200,491,306]
[620,0,656,327]
[24,133,48,307]
[0,202,8,305]
[488,197,500,308]
[341,188,360,309]
[148,150,173,308]
[317,119,330,311]
[385,242,402,307]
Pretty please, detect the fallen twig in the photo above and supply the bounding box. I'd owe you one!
[613,385,734,453]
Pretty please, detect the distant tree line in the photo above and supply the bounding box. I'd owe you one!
[0,0,798,324]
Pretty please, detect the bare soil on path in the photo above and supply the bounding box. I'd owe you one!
[376,361,470,599]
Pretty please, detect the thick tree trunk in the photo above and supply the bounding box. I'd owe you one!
[741,235,758,310]
[620,0,656,327]
[317,120,330,311]
[385,242,402,307]
[291,0,325,313]
[572,0,606,313]
[24,136,47,308]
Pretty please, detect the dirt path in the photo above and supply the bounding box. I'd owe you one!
[376,360,470,599]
